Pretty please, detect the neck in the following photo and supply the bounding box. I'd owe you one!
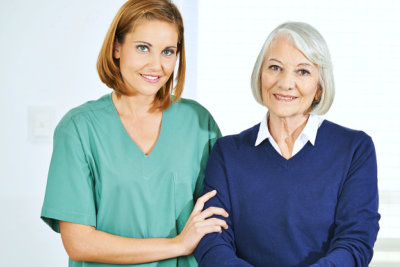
[112,92,159,118]
[268,113,309,158]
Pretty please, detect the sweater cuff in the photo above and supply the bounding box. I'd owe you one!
[309,248,355,266]
[195,244,254,267]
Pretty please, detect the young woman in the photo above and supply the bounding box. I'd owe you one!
[41,1,228,266]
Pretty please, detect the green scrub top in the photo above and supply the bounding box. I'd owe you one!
[41,94,221,267]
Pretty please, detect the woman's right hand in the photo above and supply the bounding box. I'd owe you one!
[174,190,229,256]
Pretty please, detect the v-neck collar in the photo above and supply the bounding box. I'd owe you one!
[259,120,327,169]
[108,93,167,158]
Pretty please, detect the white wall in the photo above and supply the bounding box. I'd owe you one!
[1,0,399,266]
[0,0,126,265]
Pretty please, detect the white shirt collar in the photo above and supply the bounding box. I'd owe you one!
[255,113,324,147]
[300,113,323,146]
[255,113,273,147]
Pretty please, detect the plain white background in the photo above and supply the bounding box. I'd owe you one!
[0,0,399,266]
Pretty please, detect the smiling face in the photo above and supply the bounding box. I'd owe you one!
[113,19,179,98]
[261,35,321,121]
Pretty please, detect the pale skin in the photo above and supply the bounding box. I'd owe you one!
[59,19,228,264]
[261,35,322,159]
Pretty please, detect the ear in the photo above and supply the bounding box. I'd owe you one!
[315,86,323,101]
[113,40,121,59]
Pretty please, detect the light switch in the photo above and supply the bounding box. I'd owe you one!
[28,106,56,142]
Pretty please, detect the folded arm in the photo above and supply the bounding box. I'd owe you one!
[60,190,228,265]
[310,136,380,266]
[194,140,254,267]
[60,221,181,264]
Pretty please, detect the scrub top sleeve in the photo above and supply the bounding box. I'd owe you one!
[193,115,222,201]
[41,117,96,233]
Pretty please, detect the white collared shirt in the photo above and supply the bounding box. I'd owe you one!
[255,113,324,157]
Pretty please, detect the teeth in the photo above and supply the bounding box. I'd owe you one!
[275,94,296,100]
[142,75,159,80]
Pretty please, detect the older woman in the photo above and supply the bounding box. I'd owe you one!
[194,22,380,267]
[41,0,228,266]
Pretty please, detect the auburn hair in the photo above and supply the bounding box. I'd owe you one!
[97,0,185,111]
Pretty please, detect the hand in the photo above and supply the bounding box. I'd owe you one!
[174,190,229,256]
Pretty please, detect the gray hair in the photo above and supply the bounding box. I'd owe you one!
[250,22,335,115]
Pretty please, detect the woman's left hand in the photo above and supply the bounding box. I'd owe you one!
[173,190,229,256]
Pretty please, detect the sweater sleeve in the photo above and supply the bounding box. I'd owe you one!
[194,140,254,267]
[310,134,380,267]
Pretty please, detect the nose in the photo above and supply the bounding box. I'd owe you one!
[277,71,296,90]
[148,53,162,71]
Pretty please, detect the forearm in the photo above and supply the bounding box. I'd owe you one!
[195,141,252,266]
[309,248,355,267]
[195,240,254,267]
[60,221,184,264]
[310,136,379,267]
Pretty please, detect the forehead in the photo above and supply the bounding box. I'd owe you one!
[265,35,312,64]
[129,19,179,42]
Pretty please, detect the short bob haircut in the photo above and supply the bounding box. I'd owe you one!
[97,0,185,111]
[251,22,335,115]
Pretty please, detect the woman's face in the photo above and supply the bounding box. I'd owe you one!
[261,35,321,120]
[114,19,179,98]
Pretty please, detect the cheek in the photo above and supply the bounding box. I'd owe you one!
[261,73,271,92]
[162,59,177,74]
[299,80,320,98]
[119,61,140,81]
[120,53,141,71]
[261,74,275,98]
[260,76,271,106]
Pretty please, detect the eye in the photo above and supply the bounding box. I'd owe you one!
[298,69,311,76]
[137,45,149,52]
[269,65,281,71]
[162,49,176,56]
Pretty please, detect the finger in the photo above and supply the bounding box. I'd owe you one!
[205,217,229,229]
[192,190,217,213]
[202,225,223,234]
[197,206,229,221]
[197,190,217,205]
[194,218,228,230]
[194,224,223,235]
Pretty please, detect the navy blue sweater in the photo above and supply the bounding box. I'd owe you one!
[194,120,380,267]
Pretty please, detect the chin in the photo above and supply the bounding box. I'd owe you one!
[138,86,163,96]
[270,109,304,119]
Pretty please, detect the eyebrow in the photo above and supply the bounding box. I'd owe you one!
[134,41,177,49]
[268,58,314,68]
[134,41,152,47]
[268,58,282,64]
[297,63,314,68]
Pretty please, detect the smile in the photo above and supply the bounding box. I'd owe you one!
[140,74,161,83]
[273,94,297,102]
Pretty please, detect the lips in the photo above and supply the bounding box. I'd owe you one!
[273,94,297,102]
[140,74,161,83]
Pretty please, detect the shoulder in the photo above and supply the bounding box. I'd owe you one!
[320,120,371,140]
[216,124,260,151]
[171,97,214,118]
[169,98,220,134]
[319,120,374,149]
[56,94,112,133]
